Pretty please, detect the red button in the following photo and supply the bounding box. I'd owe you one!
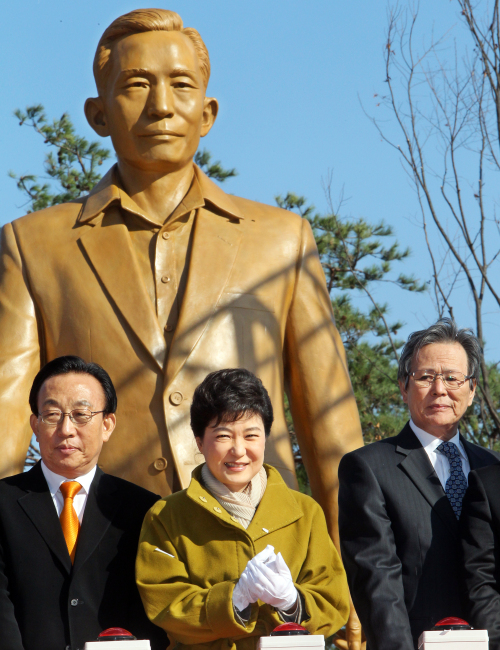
[270,623,310,636]
[97,627,136,640]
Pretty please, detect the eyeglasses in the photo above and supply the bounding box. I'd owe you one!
[408,370,475,390]
[39,409,105,426]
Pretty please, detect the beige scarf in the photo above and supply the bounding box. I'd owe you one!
[201,464,267,529]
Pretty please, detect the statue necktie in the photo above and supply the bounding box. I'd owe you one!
[60,481,81,563]
[437,441,468,519]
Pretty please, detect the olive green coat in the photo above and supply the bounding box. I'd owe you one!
[136,464,349,650]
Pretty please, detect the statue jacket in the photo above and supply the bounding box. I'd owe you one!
[136,464,350,650]
[0,164,361,530]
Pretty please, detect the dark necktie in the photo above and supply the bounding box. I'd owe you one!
[437,441,468,519]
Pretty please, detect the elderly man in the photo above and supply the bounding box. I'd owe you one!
[338,318,500,650]
[0,356,167,650]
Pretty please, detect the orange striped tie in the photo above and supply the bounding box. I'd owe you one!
[60,481,81,563]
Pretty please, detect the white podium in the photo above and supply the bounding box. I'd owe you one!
[418,629,488,650]
[84,641,150,649]
[258,635,324,650]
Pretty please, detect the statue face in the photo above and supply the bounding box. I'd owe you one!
[99,30,214,173]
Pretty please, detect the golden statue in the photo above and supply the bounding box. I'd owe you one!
[0,6,362,559]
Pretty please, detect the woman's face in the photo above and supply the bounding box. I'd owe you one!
[196,413,266,492]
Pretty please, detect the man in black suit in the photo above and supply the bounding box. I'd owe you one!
[0,356,167,650]
[461,465,500,650]
[338,318,499,650]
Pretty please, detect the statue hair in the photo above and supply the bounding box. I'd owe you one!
[93,8,210,95]
[397,317,481,389]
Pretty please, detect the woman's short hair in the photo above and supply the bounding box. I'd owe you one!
[190,368,274,439]
[93,8,210,95]
[29,355,117,415]
[397,317,481,387]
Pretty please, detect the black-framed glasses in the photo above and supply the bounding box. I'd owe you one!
[408,370,475,390]
[39,409,105,426]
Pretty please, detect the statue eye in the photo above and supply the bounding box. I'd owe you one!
[173,81,193,89]
[125,80,149,89]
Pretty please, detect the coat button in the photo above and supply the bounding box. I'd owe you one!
[161,275,171,283]
[170,391,183,405]
[165,323,174,332]
[214,506,222,513]
[199,496,207,502]
[230,516,238,522]
[70,598,79,606]
[153,457,168,471]
[162,231,170,240]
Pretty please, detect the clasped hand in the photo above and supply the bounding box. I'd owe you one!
[233,545,298,612]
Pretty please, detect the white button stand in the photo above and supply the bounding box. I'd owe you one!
[84,641,151,650]
[258,635,324,650]
[418,629,488,650]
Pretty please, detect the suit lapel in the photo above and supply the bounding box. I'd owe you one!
[79,207,166,371]
[72,469,121,574]
[165,207,244,386]
[17,463,72,573]
[396,423,459,537]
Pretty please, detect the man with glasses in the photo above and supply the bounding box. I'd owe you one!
[0,356,167,650]
[338,318,500,650]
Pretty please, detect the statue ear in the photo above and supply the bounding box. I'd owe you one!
[200,97,219,137]
[85,97,110,137]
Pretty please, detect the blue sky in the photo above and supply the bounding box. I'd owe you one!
[2,0,498,360]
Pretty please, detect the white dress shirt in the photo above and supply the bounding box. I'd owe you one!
[409,419,470,489]
[40,461,97,523]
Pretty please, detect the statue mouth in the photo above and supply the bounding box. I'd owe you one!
[139,130,182,138]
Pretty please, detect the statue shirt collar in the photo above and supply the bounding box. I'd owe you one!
[77,163,244,225]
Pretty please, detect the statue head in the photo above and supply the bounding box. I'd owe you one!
[85,9,218,175]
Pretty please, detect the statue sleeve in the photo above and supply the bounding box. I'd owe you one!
[283,217,363,546]
[0,222,41,478]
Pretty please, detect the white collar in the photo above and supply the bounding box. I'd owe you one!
[40,461,97,498]
[409,419,467,460]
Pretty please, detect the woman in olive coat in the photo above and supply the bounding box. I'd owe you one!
[136,369,349,650]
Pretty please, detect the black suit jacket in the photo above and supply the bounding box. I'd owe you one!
[0,463,168,650]
[338,423,499,650]
[461,464,500,650]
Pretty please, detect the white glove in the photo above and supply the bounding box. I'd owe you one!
[232,545,276,611]
[246,551,298,611]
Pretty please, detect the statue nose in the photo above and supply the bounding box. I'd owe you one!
[148,82,174,118]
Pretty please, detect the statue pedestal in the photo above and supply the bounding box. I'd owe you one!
[418,629,488,650]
